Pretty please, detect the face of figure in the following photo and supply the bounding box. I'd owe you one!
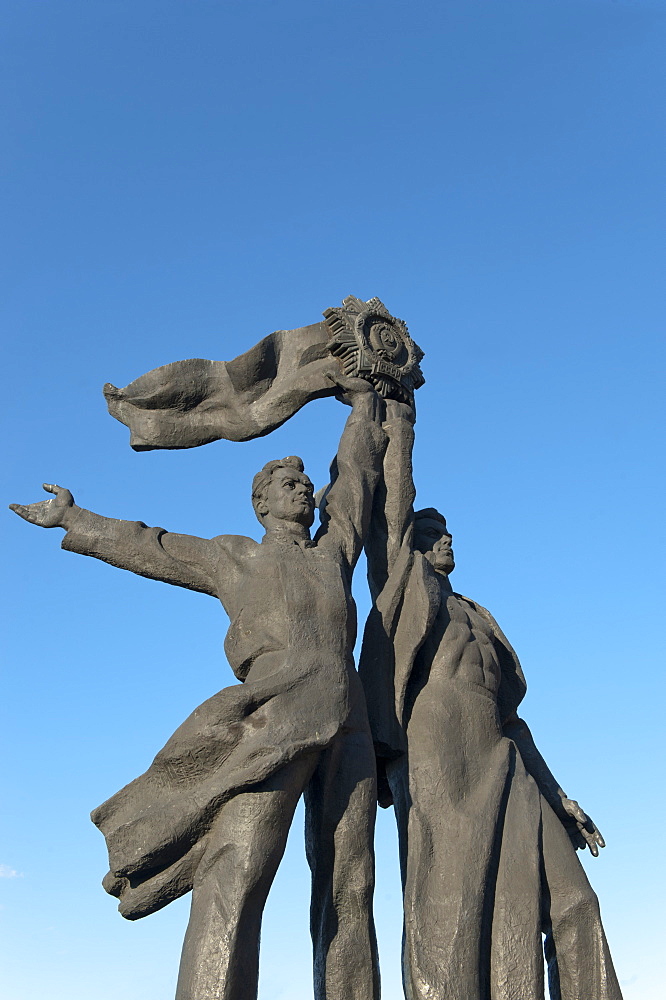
[414,515,455,575]
[259,467,316,528]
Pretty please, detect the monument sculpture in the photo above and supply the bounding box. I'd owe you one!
[10,296,623,1000]
[360,404,623,1000]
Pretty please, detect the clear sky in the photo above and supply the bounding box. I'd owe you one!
[2,2,664,998]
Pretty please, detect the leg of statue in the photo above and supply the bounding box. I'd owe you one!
[540,796,623,1000]
[175,753,319,1000]
[385,754,427,1000]
[304,727,380,1000]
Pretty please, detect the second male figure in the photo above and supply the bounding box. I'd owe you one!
[360,401,623,1000]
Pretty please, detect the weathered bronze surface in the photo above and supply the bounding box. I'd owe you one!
[10,297,622,1000]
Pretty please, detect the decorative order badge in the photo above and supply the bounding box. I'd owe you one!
[324,295,425,402]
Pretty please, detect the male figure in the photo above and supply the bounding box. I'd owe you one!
[11,376,386,1000]
[360,403,623,1000]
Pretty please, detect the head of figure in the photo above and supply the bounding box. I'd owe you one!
[251,456,315,530]
[414,507,455,575]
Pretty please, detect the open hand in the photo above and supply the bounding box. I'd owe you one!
[560,797,605,856]
[9,484,75,529]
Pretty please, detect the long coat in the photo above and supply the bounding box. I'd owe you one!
[62,407,387,920]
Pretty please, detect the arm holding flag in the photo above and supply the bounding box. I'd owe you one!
[313,376,388,573]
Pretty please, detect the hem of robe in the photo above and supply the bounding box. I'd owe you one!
[93,656,349,919]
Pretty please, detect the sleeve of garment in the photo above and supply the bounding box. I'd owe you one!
[365,416,416,601]
[61,506,220,597]
[315,408,388,570]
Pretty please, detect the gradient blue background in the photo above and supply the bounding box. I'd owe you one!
[2,2,664,998]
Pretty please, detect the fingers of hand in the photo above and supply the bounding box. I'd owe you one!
[334,374,375,393]
[574,811,605,855]
[9,500,51,524]
[325,372,352,389]
[584,823,605,851]
[581,828,600,857]
[565,799,588,824]
[41,483,73,506]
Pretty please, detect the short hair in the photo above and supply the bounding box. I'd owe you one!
[415,507,448,527]
[251,456,306,520]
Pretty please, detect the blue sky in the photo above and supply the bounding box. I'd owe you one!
[2,2,664,998]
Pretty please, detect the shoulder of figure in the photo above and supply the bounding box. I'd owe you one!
[454,592,480,608]
[454,593,497,622]
[211,534,258,557]
[455,593,521,658]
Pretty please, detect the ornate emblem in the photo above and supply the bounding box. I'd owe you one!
[323,296,425,402]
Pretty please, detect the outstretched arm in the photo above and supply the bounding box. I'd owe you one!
[365,400,416,601]
[314,376,387,570]
[503,713,606,856]
[10,484,219,597]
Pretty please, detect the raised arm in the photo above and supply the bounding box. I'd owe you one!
[314,377,388,571]
[10,484,220,597]
[503,713,606,856]
[365,401,416,601]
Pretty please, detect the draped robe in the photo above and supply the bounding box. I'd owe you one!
[359,415,622,1000]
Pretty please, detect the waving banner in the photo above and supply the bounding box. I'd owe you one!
[104,296,424,450]
[103,321,336,450]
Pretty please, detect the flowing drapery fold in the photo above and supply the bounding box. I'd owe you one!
[104,321,337,450]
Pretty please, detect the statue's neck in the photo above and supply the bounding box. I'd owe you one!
[435,569,454,593]
[421,550,454,592]
[263,520,311,544]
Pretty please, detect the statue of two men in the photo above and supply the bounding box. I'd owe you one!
[11,302,623,1000]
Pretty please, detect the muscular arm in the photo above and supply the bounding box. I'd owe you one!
[503,714,606,855]
[314,381,388,570]
[365,404,416,601]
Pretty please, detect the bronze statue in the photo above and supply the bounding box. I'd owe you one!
[10,297,624,1000]
[360,400,623,1000]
